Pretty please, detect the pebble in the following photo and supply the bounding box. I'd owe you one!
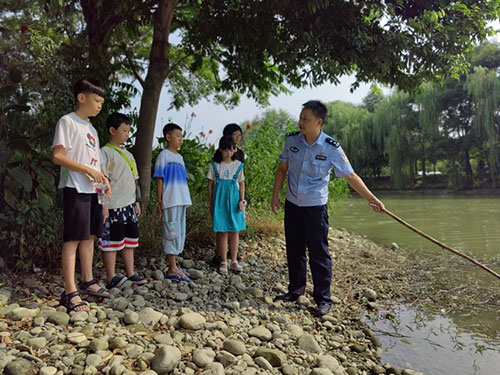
[67,332,87,344]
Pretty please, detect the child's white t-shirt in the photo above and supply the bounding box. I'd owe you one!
[153,149,192,209]
[52,112,102,194]
[207,160,244,181]
[101,146,138,209]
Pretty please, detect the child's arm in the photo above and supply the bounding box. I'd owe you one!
[156,177,163,219]
[344,173,385,213]
[208,179,214,215]
[238,180,245,211]
[271,161,288,213]
[52,146,106,184]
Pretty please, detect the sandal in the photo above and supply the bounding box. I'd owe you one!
[128,273,147,285]
[59,291,89,312]
[230,261,243,272]
[107,275,128,289]
[179,268,191,277]
[79,279,110,298]
[219,261,228,275]
[165,273,191,283]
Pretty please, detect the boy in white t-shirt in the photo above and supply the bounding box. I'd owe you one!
[52,78,111,312]
[98,112,146,288]
[154,123,192,282]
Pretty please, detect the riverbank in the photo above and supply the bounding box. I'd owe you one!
[0,228,425,375]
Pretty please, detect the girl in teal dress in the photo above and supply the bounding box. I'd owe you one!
[207,136,246,275]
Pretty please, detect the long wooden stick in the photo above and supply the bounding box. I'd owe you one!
[382,208,500,281]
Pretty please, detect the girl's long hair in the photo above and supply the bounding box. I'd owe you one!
[223,123,243,137]
[213,135,236,163]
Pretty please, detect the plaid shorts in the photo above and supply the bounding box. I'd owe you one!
[98,203,139,251]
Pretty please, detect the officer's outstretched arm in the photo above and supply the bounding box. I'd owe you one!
[271,161,288,213]
[344,173,385,213]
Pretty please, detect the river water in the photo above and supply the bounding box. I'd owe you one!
[332,193,500,375]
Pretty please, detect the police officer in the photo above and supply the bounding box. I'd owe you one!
[271,100,385,317]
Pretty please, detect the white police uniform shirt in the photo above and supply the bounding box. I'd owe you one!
[279,131,354,207]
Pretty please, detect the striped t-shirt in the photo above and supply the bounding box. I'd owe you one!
[153,149,192,209]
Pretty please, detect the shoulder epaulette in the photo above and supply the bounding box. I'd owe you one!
[326,138,340,148]
[286,131,300,137]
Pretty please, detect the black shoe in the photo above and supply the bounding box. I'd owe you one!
[314,302,332,317]
[274,293,301,302]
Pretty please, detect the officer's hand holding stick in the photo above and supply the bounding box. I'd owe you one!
[344,173,385,214]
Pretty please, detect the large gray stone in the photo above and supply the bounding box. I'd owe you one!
[9,307,38,321]
[248,326,272,341]
[179,312,206,330]
[223,339,246,355]
[298,334,322,353]
[138,307,163,326]
[151,346,181,374]
[39,367,58,375]
[316,355,341,372]
[28,337,47,350]
[70,311,89,323]
[48,311,70,326]
[192,348,216,367]
[112,297,129,312]
[253,348,287,367]
[4,359,33,375]
[200,362,225,375]
[311,368,334,375]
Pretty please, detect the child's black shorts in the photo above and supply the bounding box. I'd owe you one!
[98,203,139,252]
[63,187,103,242]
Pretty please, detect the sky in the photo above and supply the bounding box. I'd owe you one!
[129,22,500,146]
[130,75,383,146]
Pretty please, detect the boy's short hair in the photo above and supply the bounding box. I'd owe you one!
[107,112,131,131]
[222,123,243,136]
[302,100,327,124]
[73,78,106,102]
[162,123,182,139]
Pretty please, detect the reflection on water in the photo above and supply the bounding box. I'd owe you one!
[364,305,500,375]
[332,193,500,262]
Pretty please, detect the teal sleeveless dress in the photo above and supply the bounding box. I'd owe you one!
[211,161,246,232]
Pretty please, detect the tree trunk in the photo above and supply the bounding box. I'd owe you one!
[464,149,473,187]
[135,0,178,207]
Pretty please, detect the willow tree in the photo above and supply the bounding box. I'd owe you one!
[373,92,418,189]
[415,82,443,177]
[466,66,500,180]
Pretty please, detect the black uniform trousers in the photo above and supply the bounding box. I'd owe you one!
[284,199,332,306]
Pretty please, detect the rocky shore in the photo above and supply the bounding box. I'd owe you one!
[0,228,424,375]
